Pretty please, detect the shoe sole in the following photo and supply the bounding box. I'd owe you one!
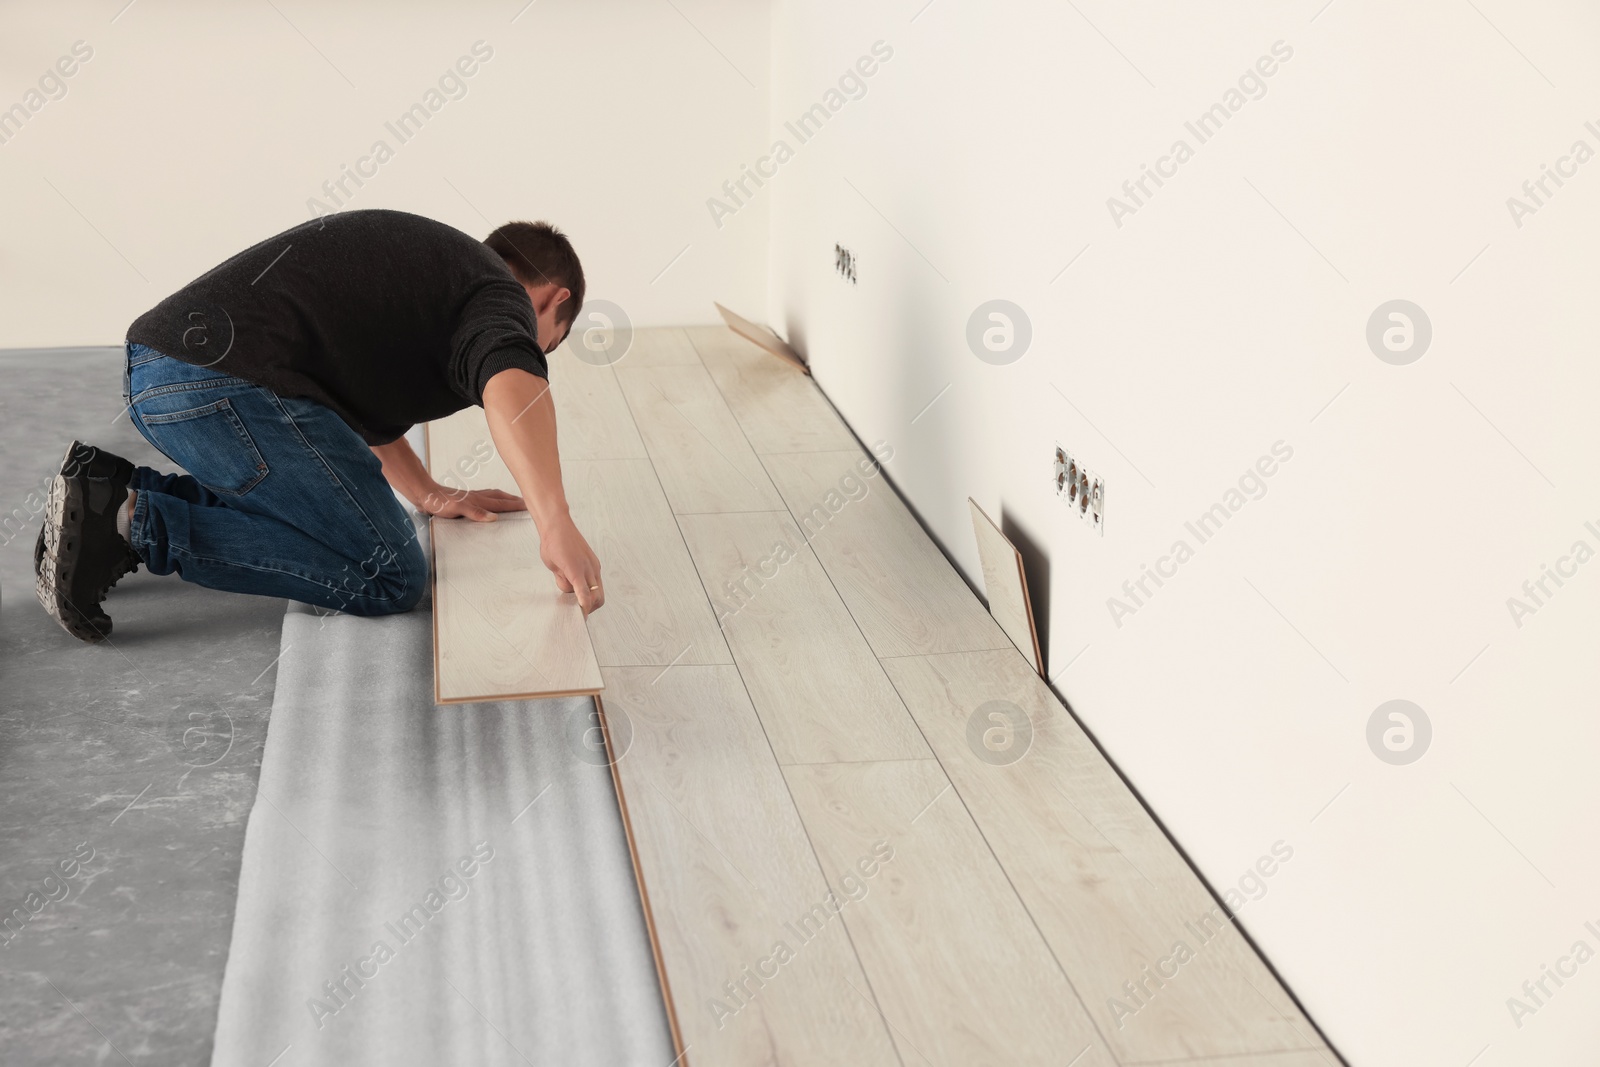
[35,475,110,643]
[33,441,85,579]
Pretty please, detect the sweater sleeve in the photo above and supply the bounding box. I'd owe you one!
[448,279,549,405]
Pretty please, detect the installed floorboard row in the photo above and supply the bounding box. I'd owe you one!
[678,510,930,765]
[564,458,733,668]
[761,450,1013,659]
[785,759,1117,1067]
[616,364,787,515]
[879,649,1332,1063]
[687,326,856,454]
[619,325,703,367]
[598,666,902,1067]
[546,341,649,461]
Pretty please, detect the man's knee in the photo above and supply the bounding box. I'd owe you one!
[343,536,427,616]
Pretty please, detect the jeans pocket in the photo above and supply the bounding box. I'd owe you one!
[140,398,269,496]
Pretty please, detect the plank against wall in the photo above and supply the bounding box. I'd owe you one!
[430,514,603,703]
[687,326,855,454]
[967,498,1044,674]
[784,759,1118,1067]
[760,450,1012,658]
[563,458,731,668]
[711,302,808,373]
[599,665,902,1067]
[616,364,786,514]
[880,649,1331,1063]
[677,510,930,765]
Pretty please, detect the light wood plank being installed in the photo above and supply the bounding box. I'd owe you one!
[616,364,786,514]
[880,649,1330,1063]
[784,759,1117,1067]
[968,498,1044,674]
[687,326,856,454]
[599,666,901,1067]
[761,450,1012,658]
[564,458,731,668]
[428,411,726,670]
[677,511,930,764]
[430,514,602,703]
[619,325,702,367]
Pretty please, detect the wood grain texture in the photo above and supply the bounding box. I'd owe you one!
[677,511,930,764]
[879,649,1330,1062]
[967,498,1044,674]
[599,666,901,1067]
[784,759,1118,1067]
[547,341,649,461]
[426,405,516,492]
[564,458,731,668]
[430,513,603,702]
[616,364,786,514]
[760,450,1012,658]
[713,302,808,372]
[688,326,856,454]
[618,326,703,368]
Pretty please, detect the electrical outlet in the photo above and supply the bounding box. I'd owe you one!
[834,243,857,284]
[1054,443,1105,535]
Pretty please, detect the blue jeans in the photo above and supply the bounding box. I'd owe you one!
[123,343,426,615]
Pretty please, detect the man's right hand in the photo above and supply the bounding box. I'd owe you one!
[538,513,604,614]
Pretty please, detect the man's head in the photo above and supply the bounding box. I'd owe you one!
[484,221,585,354]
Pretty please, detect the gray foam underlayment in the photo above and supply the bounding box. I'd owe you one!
[210,550,674,1065]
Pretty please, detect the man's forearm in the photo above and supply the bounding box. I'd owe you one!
[371,437,436,507]
[482,369,569,529]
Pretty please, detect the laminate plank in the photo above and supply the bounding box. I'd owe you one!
[713,301,809,373]
[426,406,516,493]
[616,364,786,514]
[564,458,731,668]
[760,450,1012,658]
[879,649,1330,1062]
[427,360,645,494]
[677,511,930,764]
[430,513,602,702]
[784,759,1117,1067]
[599,666,901,1067]
[968,499,1044,674]
[546,341,649,460]
[428,414,728,669]
[617,325,702,368]
[688,325,857,454]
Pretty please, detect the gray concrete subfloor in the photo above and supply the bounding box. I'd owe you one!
[0,349,287,1065]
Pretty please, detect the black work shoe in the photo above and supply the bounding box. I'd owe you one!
[33,442,135,578]
[36,464,141,643]
[61,440,135,484]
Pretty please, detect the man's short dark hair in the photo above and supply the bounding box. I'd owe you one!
[484,221,585,327]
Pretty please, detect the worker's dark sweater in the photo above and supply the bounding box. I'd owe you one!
[126,209,548,445]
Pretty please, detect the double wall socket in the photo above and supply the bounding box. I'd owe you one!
[1054,443,1105,535]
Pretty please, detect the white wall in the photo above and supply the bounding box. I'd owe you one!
[769,1,1600,1064]
[0,0,769,346]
